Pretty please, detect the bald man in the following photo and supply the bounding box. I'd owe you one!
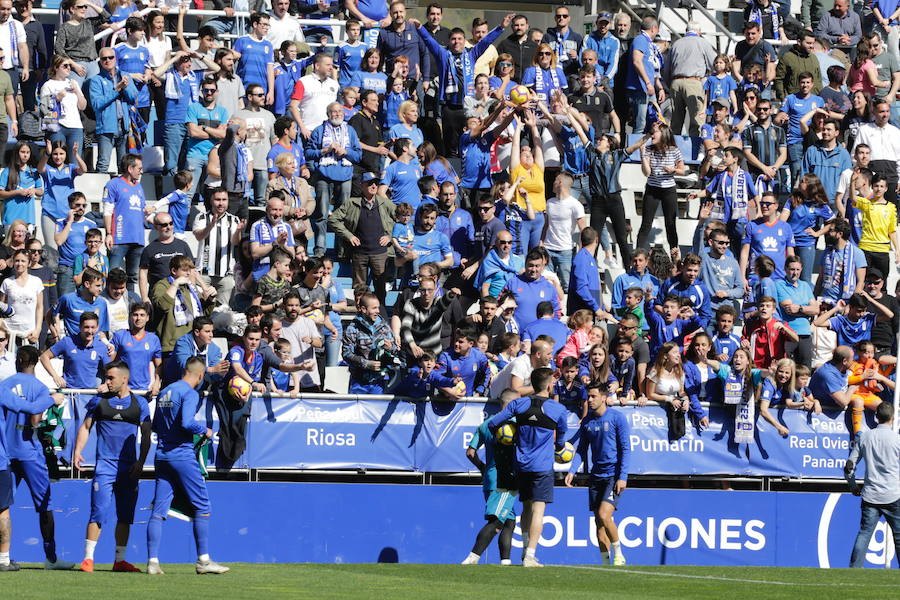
[808,345,854,410]
[488,337,554,398]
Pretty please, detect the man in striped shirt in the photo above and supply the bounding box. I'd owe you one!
[192,189,245,306]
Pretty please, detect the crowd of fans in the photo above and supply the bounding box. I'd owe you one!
[0,0,896,466]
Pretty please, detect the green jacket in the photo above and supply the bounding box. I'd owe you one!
[328,194,396,259]
[774,45,822,100]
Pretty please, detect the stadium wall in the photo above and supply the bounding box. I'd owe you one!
[9,483,892,568]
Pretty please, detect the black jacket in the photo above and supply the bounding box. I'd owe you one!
[496,35,537,82]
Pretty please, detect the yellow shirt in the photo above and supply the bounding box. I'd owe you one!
[511,164,546,212]
[855,195,897,252]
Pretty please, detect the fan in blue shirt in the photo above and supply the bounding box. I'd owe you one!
[437,330,489,396]
[411,207,453,272]
[645,295,703,362]
[778,87,824,146]
[816,294,889,347]
[103,175,146,246]
[43,313,112,390]
[0,163,43,226]
[655,256,713,328]
[114,39,152,109]
[156,188,191,235]
[565,382,631,565]
[521,308,571,356]
[233,23,275,94]
[111,309,163,392]
[56,275,111,337]
[435,189,475,269]
[335,37,366,88]
[381,140,422,208]
[502,260,561,331]
[41,155,85,223]
[741,202,795,280]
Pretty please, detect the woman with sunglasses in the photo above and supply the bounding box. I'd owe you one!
[54,0,110,84]
[39,56,87,158]
[489,53,517,100]
[522,43,568,104]
[0,248,43,345]
[26,238,56,347]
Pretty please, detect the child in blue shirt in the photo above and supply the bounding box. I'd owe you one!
[342,87,359,121]
[381,77,410,130]
[335,20,366,88]
[711,305,741,362]
[269,338,299,395]
[154,170,192,236]
[73,228,110,285]
[554,357,587,416]
[393,351,459,398]
[391,202,415,286]
[704,55,738,115]
[610,337,637,403]
[814,292,891,348]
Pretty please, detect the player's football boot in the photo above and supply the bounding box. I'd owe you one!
[0,560,20,572]
[460,554,479,565]
[147,562,165,575]
[613,554,627,566]
[522,556,543,568]
[80,558,94,572]
[195,559,230,574]
[113,560,141,572]
[45,559,75,570]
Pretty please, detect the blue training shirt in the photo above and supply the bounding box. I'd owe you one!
[0,373,55,462]
[111,329,162,390]
[233,36,275,92]
[569,408,631,480]
[42,163,79,221]
[103,176,146,245]
[153,380,207,461]
[56,217,97,268]
[503,274,560,330]
[488,395,568,473]
[84,392,150,468]
[50,334,112,389]
[56,292,110,336]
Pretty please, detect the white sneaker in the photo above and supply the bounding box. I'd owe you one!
[44,559,75,570]
[500,559,512,566]
[613,554,627,566]
[195,559,230,574]
[522,556,543,568]
[147,562,165,575]
[460,554,480,565]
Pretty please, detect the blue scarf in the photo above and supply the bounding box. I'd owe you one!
[236,142,252,200]
[747,1,782,40]
[475,249,525,291]
[819,241,858,301]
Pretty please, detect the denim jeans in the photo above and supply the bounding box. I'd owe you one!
[569,174,590,213]
[794,245,816,283]
[891,100,900,130]
[520,211,545,252]
[547,248,573,291]
[349,380,384,395]
[57,264,75,298]
[96,132,127,173]
[312,176,351,257]
[787,143,804,190]
[628,88,650,134]
[70,60,100,87]
[48,126,84,165]
[849,498,900,567]
[305,32,334,56]
[164,122,188,176]
[186,154,209,202]
[109,243,143,291]
[252,169,267,206]
[205,16,235,35]
[325,332,341,367]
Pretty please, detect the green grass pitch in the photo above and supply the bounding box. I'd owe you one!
[5,563,899,599]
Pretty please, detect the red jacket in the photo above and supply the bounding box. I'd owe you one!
[741,316,795,368]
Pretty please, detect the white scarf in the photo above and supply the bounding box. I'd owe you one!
[723,169,750,222]
[165,69,199,102]
[735,388,756,444]
[320,121,351,167]
[168,276,202,327]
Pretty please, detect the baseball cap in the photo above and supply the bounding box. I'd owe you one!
[597,12,612,22]
[361,172,381,184]
[712,97,731,109]
[866,268,885,281]
[655,28,672,42]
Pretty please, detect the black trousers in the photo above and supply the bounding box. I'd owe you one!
[637,184,679,250]
[441,104,465,159]
[863,250,890,280]
[591,190,632,268]
[784,334,812,368]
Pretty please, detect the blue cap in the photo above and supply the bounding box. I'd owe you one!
[597,12,613,22]
[361,172,381,183]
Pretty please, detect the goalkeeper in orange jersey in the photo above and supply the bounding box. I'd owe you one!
[848,340,896,437]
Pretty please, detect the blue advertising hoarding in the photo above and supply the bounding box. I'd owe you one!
[9,483,893,568]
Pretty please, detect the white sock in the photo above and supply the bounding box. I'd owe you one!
[115,546,126,562]
[465,552,479,561]
[525,547,536,559]
[600,551,610,564]
[148,557,159,564]
[612,541,622,555]
[84,539,97,561]
[198,553,210,563]
[0,551,9,566]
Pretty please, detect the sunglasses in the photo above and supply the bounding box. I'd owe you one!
[0,337,7,342]
[538,51,553,56]
[498,62,512,67]
[478,206,493,212]
[555,14,569,18]
[156,222,174,228]
[75,4,87,7]
[759,201,776,207]
[99,56,116,61]
[86,239,101,244]
[713,240,729,245]
[497,240,512,245]
[249,92,265,97]
[621,325,637,331]
[202,88,218,94]
[865,280,883,285]
[28,248,41,253]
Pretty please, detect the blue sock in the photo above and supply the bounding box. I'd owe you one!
[147,516,163,559]
[44,540,57,563]
[193,515,210,558]
[40,512,57,563]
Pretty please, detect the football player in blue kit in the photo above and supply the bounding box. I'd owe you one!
[565,382,631,566]
[488,368,568,567]
[0,346,73,570]
[73,361,151,573]
[147,357,229,575]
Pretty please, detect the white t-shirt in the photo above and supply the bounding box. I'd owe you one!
[0,274,44,335]
[266,13,302,51]
[40,79,84,129]
[104,292,130,333]
[0,19,27,70]
[648,367,685,397]
[489,353,534,398]
[543,195,585,251]
[835,167,853,200]
[282,316,321,388]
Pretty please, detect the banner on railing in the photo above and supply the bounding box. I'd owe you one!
[244,399,854,478]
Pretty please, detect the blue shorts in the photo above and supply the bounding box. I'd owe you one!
[483,488,518,522]
[89,468,139,525]
[151,459,210,519]
[10,459,51,511]
[518,470,555,503]
[588,476,619,512]
[0,469,13,511]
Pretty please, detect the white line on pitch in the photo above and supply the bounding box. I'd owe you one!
[553,564,898,587]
